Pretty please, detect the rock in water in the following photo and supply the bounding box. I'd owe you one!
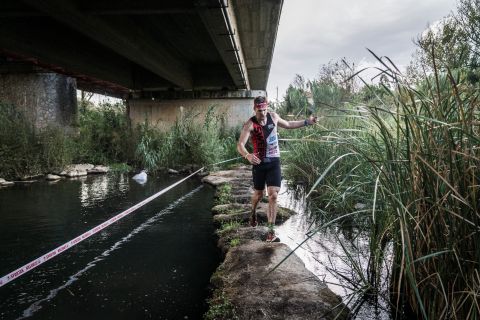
[46,174,61,181]
[88,165,110,174]
[0,178,14,186]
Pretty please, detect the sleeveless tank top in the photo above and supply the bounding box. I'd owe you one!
[250,113,280,160]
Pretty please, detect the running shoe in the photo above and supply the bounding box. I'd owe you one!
[266,230,279,242]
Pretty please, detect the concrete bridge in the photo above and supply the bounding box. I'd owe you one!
[0,0,283,129]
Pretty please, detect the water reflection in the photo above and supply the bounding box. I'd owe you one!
[79,174,129,208]
[277,182,392,319]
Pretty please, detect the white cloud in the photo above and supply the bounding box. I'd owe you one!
[266,0,457,101]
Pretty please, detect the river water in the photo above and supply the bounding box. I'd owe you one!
[0,173,220,320]
[0,172,391,320]
[277,185,392,319]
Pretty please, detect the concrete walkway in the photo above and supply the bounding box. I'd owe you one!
[202,165,349,320]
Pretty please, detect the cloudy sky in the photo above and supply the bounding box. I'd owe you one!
[266,0,458,100]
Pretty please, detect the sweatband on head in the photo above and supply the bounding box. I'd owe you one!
[254,102,268,109]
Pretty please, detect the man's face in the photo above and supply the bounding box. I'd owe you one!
[254,106,267,121]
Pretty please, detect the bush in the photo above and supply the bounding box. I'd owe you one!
[0,101,241,178]
[38,126,74,172]
[0,103,73,178]
[75,102,133,164]
[134,106,240,172]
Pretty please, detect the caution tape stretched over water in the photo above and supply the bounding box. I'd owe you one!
[0,156,242,288]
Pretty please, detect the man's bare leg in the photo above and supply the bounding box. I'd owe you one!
[265,186,280,242]
[266,186,280,224]
[250,189,264,227]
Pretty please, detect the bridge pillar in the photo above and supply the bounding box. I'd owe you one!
[128,90,266,130]
[0,64,77,131]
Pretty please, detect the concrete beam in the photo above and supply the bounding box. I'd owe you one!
[21,0,193,89]
[196,0,250,90]
[232,0,283,90]
[131,89,265,100]
[0,21,135,90]
[192,64,235,90]
[80,1,196,16]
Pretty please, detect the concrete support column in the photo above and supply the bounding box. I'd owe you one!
[0,70,78,131]
[128,90,266,130]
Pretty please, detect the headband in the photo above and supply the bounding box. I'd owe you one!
[254,102,268,109]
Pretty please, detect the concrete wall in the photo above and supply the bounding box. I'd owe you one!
[128,98,257,130]
[0,72,77,130]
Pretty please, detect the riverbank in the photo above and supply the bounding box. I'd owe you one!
[0,163,110,187]
[202,165,349,320]
[0,163,206,188]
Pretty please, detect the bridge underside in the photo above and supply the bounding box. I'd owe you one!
[0,0,282,98]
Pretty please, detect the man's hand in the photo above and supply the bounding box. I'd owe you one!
[307,115,318,125]
[246,153,261,165]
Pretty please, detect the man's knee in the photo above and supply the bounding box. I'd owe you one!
[267,188,279,201]
[269,192,278,202]
[252,189,264,200]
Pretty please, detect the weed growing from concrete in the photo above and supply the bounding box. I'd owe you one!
[204,290,238,320]
[215,184,233,205]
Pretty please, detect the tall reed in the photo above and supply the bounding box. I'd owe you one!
[283,64,479,318]
[381,67,479,319]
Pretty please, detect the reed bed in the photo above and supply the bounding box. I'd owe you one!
[282,64,479,319]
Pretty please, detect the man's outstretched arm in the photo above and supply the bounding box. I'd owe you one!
[274,112,318,129]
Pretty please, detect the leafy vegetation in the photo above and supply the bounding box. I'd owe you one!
[134,107,240,172]
[215,184,233,206]
[229,238,241,247]
[0,103,74,178]
[218,220,241,235]
[0,101,240,179]
[204,289,238,320]
[76,102,134,164]
[277,2,480,318]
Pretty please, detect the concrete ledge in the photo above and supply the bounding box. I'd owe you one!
[204,166,350,320]
[212,202,293,228]
[130,89,266,100]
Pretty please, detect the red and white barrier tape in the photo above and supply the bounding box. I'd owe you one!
[0,167,206,288]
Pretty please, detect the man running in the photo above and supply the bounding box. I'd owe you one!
[237,96,317,242]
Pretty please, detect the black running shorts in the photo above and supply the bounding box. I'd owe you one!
[252,158,281,190]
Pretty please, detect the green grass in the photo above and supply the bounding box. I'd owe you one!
[215,206,244,216]
[75,102,133,164]
[204,290,238,320]
[218,220,241,235]
[108,163,132,173]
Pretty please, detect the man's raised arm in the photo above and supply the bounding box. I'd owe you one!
[273,113,318,129]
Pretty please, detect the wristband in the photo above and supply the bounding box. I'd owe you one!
[244,153,250,159]
[304,119,308,126]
